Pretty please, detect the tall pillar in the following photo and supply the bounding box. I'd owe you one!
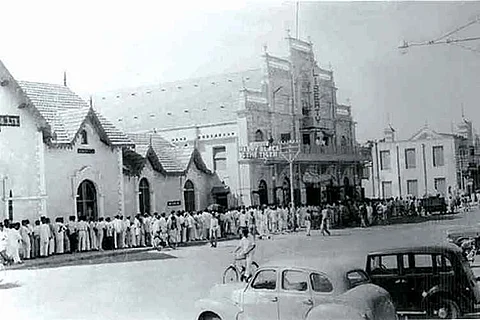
[116,148,125,216]
[36,132,47,216]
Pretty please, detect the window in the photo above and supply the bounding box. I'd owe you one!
[407,180,418,197]
[139,178,150,214]
[183,180,195,212]
[213,146,227,172]
[255,129,264,142]
[80,130,88,145]
[433,146,444,167]
[410,254,434,274]
[281,133,291,142]
[434,178,446,195]
[302,133,311,146]
[380,150,391,170]
[436,255,453,273]
[282,270,308,292]
[251,270,277,290]
[382,181,392,199]
[310,273,333,292]
[405,148,416,169]
[370,255,398,275]
[346,270,370,288]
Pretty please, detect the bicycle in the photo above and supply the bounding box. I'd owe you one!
[223,256,259,284]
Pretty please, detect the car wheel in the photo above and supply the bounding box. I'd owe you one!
[199,312,221,320]
[431,298,460,319]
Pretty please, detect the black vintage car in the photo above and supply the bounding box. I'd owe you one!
[366,245,480,319]
[420,196,448,214]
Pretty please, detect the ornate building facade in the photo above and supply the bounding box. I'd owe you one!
[94,36,367,208]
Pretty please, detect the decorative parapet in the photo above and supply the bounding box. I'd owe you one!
[244,89,268,104]
[265,55,291,72]
[288,37,313,53]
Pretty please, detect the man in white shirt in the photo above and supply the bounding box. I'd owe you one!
[113,215,124,249]
[202,210,212,241]
[234,228,256,280]
[39,217,52,256]
[0,222,11,264]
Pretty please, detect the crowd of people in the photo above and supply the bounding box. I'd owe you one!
[2,193,478,266]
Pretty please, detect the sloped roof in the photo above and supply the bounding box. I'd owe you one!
[92,69,265,132]
[16,80,133,146]
[409,125,463,142]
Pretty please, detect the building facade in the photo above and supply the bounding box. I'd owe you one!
[362,123,479,199]
[0,61,219,223]
[94,36,367,208]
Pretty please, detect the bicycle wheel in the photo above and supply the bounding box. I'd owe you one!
[251,261,259,274]
[223,266,239,284]
[0,263,5,283]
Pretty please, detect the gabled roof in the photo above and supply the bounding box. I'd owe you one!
[16,80,133,147]
[409,125,461,142]
[92,69,264,132]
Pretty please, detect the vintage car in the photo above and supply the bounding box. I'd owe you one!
[366,245,480,319]
[447,225,480,248]
[420,196,448,215]
[194,258,397,320]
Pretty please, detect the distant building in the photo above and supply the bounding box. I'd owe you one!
[0,61,218,222]
[94,36,367,207]
[362,121,479,199]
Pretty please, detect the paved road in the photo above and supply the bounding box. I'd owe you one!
[2,210,480,320]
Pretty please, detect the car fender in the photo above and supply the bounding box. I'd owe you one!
[305,303,368,320]
[194,297,242,320]
[422,285,465,309]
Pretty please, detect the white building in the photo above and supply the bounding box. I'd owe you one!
[362,124,473,199]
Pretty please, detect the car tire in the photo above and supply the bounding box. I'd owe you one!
[430,298,461,319]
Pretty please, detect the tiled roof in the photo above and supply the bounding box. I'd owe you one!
[128,133,186,173]
[92,69,265,132]
[17,80,133,146]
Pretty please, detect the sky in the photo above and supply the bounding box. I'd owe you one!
[1,0,480,142]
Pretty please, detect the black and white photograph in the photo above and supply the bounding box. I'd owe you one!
[1,1,480,319]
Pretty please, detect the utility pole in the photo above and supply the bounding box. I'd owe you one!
[279,140,301,210]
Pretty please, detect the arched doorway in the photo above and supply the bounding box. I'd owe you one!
[258,180,268,206]
[76,180,97,221]
[184,180,195,212]
[139,178,151,214]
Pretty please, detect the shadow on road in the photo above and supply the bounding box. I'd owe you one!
[0,281,22,289]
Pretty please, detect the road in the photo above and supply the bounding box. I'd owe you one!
[2,210,480,320]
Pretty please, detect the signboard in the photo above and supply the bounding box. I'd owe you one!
[77,148,95,154]
[240,142,280,160]
[167,200,181,206]
[0,115,20,127]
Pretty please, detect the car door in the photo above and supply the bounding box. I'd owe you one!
[242,268,279,320]
[368,254,410,311]
[277,269,314,320]
[310,271,335,306]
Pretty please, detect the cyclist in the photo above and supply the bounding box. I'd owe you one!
[233,228,256,281]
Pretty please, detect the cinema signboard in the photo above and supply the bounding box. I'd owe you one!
[239,142,280,160]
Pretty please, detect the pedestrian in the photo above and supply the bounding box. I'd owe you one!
[320,205,331,236]
[46,217,55,255]
[66,216,78,253]
[32,220,41,258]
[89,217,98,251]
[0,222,13,265]
[113,215,123,249]
[97,217,106,250]
[39,217,51,257]
[7,222,22,263]
[210,212,220,248]
[167,212,177,249]
[20,220,31,259]
[305,210,312,236]
[202,210,211,241]
[105,217,114,250]
[77,216,88,252]
[54,217,66,254]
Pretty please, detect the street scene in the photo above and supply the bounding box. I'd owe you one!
[2,1,480,319]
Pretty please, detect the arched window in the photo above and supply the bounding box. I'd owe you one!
[80,130,88,145]
[76,180,97,221]
[255,129,264,142]
[139,178,151,214]
[184,180,195,212]
[258,180,268,206]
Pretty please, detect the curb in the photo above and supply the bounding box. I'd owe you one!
[10,236,240,270]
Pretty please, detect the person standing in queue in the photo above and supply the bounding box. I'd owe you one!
[210,212,220,248]
[320,205,331,236]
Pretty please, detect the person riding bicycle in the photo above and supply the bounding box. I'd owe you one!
[233,228,256,281]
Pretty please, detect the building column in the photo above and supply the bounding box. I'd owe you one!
[150,188,156,213]
[116,148,125,216]
[36,132,47,216]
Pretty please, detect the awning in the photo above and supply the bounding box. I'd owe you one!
[211,185,230,195]
[302,171,334,184]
